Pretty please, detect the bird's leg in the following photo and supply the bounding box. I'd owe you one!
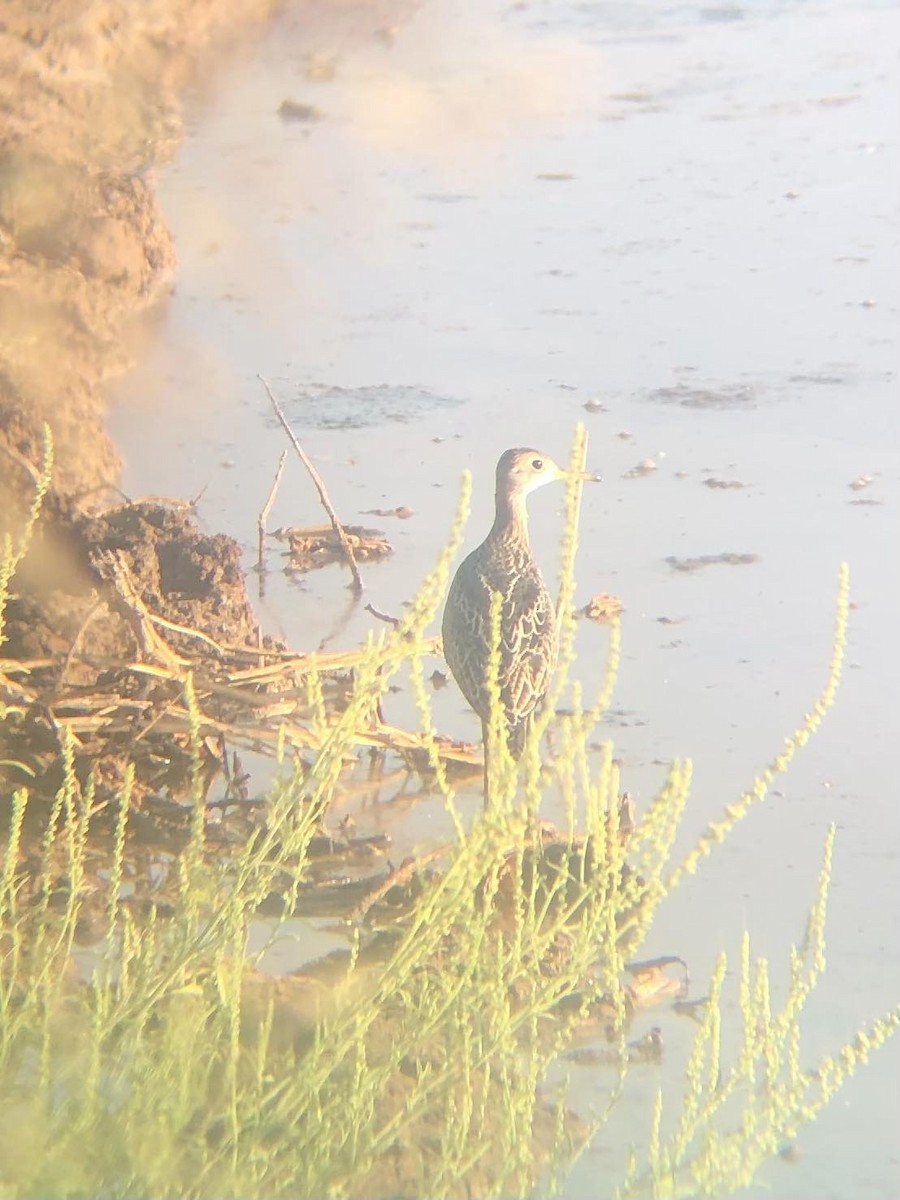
[509,713,530,760]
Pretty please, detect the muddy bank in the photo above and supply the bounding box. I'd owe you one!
[0,0,295,661]
[0,0,292,496]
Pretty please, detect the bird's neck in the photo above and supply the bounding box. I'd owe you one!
[490,490,530,544]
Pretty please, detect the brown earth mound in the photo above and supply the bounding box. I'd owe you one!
[3,497,259,668]
[0,0,282,657]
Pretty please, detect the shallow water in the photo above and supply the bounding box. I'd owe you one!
[109,0,899,1194]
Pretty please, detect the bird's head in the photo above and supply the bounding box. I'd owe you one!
[496,447,599,498]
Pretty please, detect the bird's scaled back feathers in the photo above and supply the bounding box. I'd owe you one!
[441,448,567,756]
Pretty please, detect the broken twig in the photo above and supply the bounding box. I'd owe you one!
[257,448,287,588]
[365,603,400,629]
[258,374,364,596]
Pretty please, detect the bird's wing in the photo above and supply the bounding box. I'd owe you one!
[442,555,557,729]
[497,572,557,722]
[441,563,493,716]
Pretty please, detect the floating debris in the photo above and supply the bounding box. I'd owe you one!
[286,382,460,430]
[703,478,746,489]
[849,474,874,491]
[578,593,624,623]
[645,383,759,410]
[816,94,860,108]
[788,372,846,386]
[363,506,415,519]
[701,4,744,22]
[666,552,759,572]
[277,99,323,123]
[583,396,606,413]
[625,955,689,1006]
[623,458,657,479]
[566,1026,664,1067]
[304,52,337,82]
[274,524,392,571]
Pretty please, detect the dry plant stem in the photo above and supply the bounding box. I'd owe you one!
[0,438,42,487]
[257,448,287,584]
[123,489,207,511]
[258,373,364,596]
[57,597,109,687]
[94,549,189,668]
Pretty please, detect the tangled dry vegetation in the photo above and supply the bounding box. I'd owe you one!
[0,429,484,835]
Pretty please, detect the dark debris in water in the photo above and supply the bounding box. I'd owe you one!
[362,506,415,519]
[277,99,323,123]
[565,1026,663,1068]
[284,382,461,430]
[577,593,624,623]
[788,372,847,386]
[645,383,759,409]
[700,4,744,21]
[666,552,759,572]
[623,458,657,479]
[274,523,392,571]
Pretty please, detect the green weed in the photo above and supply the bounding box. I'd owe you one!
[0,426,896,1199]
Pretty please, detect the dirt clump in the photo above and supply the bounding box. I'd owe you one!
[3,499,260,671]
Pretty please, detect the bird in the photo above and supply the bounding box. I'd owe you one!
[441,448,598,789]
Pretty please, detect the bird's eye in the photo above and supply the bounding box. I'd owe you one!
[532,458,544,470]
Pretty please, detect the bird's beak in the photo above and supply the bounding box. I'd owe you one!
[568,467,602,483]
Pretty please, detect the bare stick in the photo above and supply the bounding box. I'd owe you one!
[58,597,109,688]
[0,438,42,486]
[257,448,287,584]
[364,602,400,629]
[258,374,364,596]
[94,549,190,669]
